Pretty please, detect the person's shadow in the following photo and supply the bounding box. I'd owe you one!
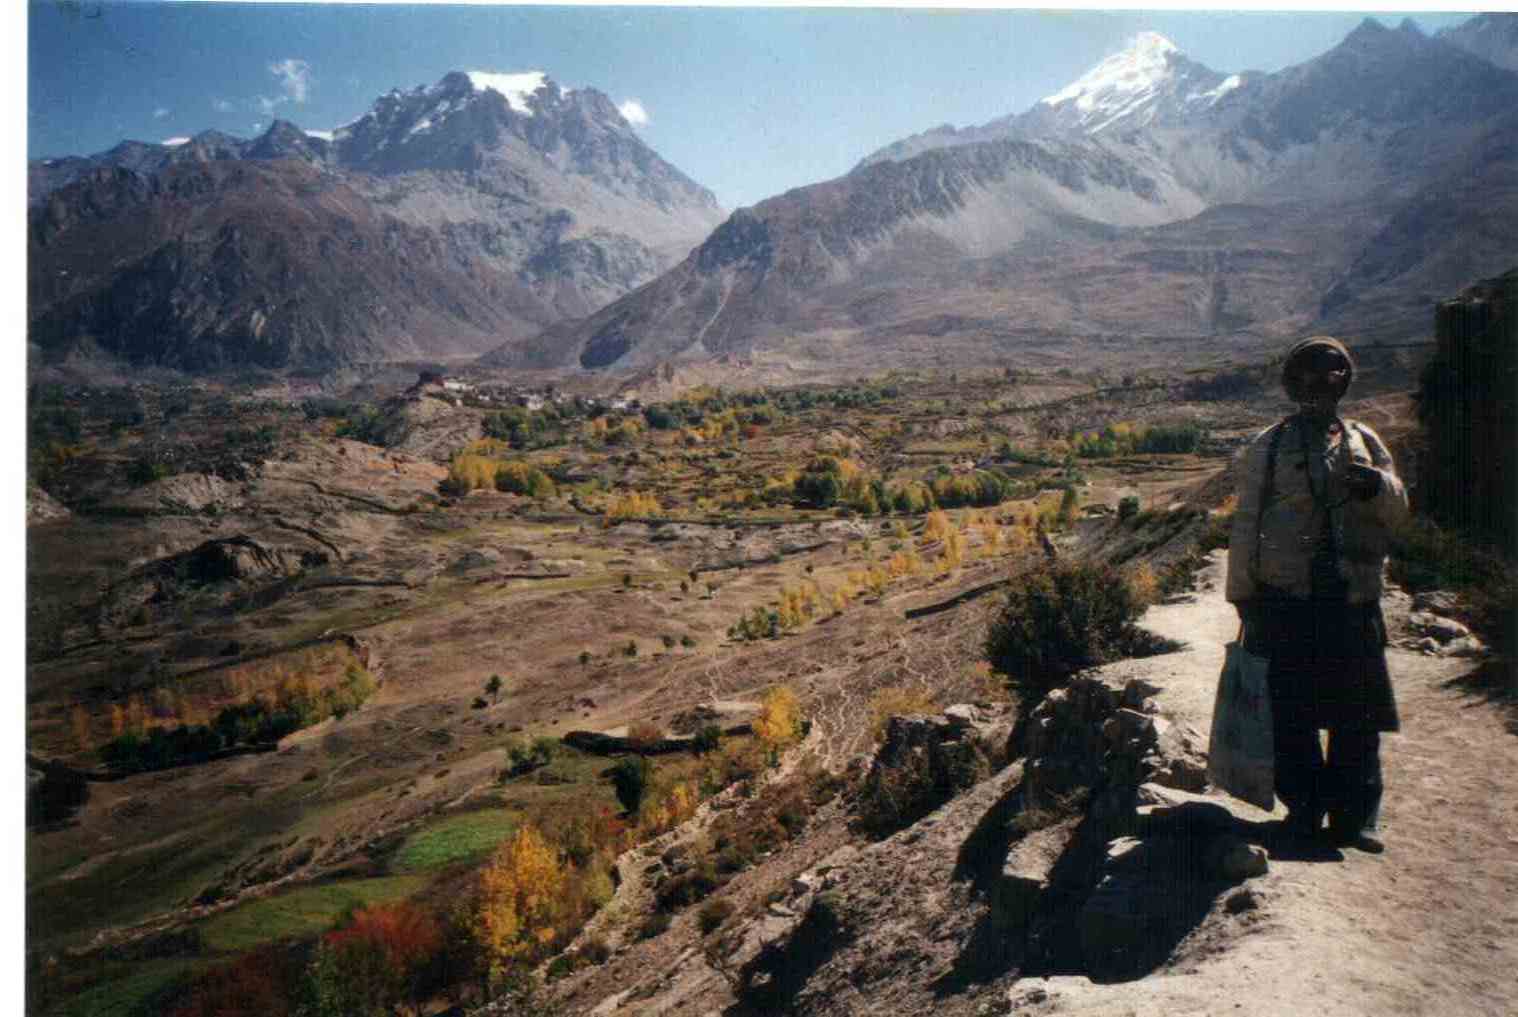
[931,782,1343,995]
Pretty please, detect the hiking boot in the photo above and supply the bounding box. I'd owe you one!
[1324,825,1385,854]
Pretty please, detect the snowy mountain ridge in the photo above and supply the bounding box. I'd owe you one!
[1035,31,1239,135]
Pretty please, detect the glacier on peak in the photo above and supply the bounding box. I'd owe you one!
[1194,74,1242,104]
[465,70,550,114]
[1040,31,1182,120]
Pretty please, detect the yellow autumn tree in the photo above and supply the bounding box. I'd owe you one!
[753,685,802,753]
[777,584,820,630]
[941,525,966,570]
[922,510,954,543]
[447,454,500,493]
[471,825,569,978]
[604,490,661,522]
[638,779,699,835]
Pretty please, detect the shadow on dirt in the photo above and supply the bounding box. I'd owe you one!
[727,894,858,1016]
[932,781,1344,996]
[1443,658,1518,735]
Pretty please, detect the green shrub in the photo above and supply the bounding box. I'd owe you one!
[125,456,172,486]
[985,559,1144,701]
[692,725,722,755]
[1117,495,1141,521]
[437,474,471,498]
[578,936,611,966]
[654,864,720,912]
[854,737,991,837]
[728,606,780,641]
[494,462,556,498]
[636,911,671,940]
[697,898,734,934]
[1391,517,1517,654]
[610,756,652,816]
[504,736,558,778]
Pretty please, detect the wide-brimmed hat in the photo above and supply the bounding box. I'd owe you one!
[1282,335,1354,401]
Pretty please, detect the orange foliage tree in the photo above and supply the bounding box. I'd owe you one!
[470,825,569,982]
[167,946,301,1017]
[307,901,443,1017]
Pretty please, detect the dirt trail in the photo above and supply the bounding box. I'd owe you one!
[1024,552,1518,1017]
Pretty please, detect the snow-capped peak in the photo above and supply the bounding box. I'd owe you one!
[466,70,550,114]
[1040,31,1183,132]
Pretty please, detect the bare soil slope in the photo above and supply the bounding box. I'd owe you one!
[550,553,1518,1017]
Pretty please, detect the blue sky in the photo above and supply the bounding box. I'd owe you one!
[27,4,1478,210]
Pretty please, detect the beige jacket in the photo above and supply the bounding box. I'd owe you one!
[1226,415,1408,604]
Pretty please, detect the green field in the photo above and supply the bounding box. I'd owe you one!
[197,873,431,953]
[45,958,206,1017]
[392,808,518,871]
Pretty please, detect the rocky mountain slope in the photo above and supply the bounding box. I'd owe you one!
[524,16,1518,373]
[28,72,724,371]
[1439,11,1518,72]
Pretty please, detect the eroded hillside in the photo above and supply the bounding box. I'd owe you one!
[26,358,1502,1017]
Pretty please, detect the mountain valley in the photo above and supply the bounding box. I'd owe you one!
[23,13,1518,1017]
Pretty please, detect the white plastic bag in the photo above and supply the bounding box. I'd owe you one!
[1206,640,1275,811]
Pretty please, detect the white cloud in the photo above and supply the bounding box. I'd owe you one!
[212,97,234,113]
[618,99,649,127]
[268,58,311,104]
[252,121,264,133]
[153,107,170,120]
[162,136,190,147]
[257,95,280,115]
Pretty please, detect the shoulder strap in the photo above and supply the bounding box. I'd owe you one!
[1252,417,1290,578]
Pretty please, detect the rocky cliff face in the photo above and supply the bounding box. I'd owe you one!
[28,72,724,371]
[527,17,1518,373]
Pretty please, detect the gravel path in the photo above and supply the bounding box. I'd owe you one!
[1021,552,1518,1017]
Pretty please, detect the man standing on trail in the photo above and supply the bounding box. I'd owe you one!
[1226,336,1408,853]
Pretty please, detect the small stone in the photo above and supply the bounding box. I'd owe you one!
[1408,610,1471,642]
[1121,678,1163,708]
[792,873,820,896]
[1104,836,1145,864]
[943,703,982,728]
[1412,590,1460,614]
[1206,836,1268,880]
[1445,634,1488,658]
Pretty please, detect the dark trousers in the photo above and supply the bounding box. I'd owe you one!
[1272,714,1383,834]
[1245,593,1394,836]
